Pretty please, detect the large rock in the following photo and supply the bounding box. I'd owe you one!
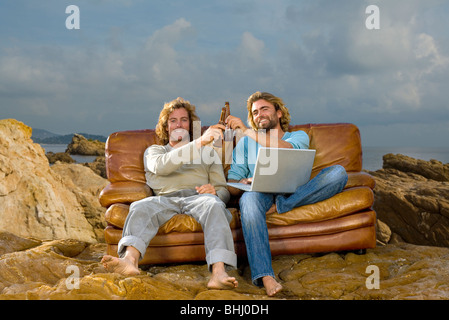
[46,152,75,164]
[1,232,449,300]
[0,119,107,243]
[83,156,106,179]
[51,162,108,241]
[368,153,449,247]
[66,133,105,156]
[383,153,449,181]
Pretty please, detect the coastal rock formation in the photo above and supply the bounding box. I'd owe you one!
[382,153,449,182]
[46,151,75,164]
[0,119,107,243]
[66,133,105,156]
[51,162,108,241]
[1,231,448,300]
[2,118,449,300]
[83,156,106,179]
[368,153,449,247]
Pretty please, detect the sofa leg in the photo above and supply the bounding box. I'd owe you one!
[352,249,366,255]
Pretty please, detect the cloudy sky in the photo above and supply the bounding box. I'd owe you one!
[1,0,448,147]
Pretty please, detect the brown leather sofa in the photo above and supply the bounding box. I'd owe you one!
[99,123,376,265]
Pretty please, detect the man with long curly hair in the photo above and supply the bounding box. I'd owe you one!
[102,97,238,290]
[226,92,348,296]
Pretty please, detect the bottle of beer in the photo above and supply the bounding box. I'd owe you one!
[218,102,230,125]
[218,107,226,125]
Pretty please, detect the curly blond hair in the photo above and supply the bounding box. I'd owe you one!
[246,91,291,132]
[155,97,200,145]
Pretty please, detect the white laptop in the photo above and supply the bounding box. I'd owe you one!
[227,147,316,193]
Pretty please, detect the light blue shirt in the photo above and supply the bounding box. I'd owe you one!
[227,130,309,181]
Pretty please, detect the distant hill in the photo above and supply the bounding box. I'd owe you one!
[32,128,107,144]
[32,128,60,140]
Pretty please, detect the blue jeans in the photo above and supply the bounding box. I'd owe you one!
[238,165,348,286]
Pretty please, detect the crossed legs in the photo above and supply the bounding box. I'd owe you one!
[239,165,348,296]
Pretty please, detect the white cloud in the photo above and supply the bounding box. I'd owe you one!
[0,1,448,147]
[238,31,265,62]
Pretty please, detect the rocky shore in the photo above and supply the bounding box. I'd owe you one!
[66,133,105,156]
[1,232,448,300]
[1,118,449,300]
[367,153,449,247]
[45,133,106,178]
[0,119,107,243]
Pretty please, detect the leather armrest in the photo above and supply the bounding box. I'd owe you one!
[345,171,375,189]
[99,181,153,207]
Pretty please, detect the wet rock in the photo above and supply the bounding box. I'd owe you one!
[1,232,449,300]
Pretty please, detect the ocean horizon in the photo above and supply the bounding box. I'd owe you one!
[41,144,97,164]
[362,146,449,171]
[41,143,449,172]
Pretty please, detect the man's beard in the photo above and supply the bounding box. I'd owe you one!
[256,116,279,131]
[170,128,190,143]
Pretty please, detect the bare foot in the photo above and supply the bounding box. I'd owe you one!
[101,255,140,276]
[266,204,276,215]
[262,276,283,296]
[207,262,238,290]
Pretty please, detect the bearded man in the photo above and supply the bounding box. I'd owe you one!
[102,97,238,290]
[226,91,348,296]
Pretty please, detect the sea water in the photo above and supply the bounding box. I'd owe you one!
[40,144,449,171]
[362,146,449,171]
[40,144,98,163]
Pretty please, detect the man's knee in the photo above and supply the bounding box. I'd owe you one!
[129,199,146,212]
[193,195,230,222]
[199,194,226,210]
[332,165,348,187]
[128,197,170,223]
[322,165,347,183]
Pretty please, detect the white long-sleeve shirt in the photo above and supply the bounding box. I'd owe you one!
[144,141,230,203]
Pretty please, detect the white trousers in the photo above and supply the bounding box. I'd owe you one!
[118,189,237,270]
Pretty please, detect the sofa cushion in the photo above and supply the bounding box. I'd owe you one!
[266,187,374,226]
[105,187,373,234]
[289,123,363,177]
[99,181,152,207]
[345,172,375,189]
[105,204,240,232]
[104,210,376,247]
[105,129,159,184]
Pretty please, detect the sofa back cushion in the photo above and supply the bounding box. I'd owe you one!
[106,129,158,184]
[105,123,362,183]
[290,123,362,177]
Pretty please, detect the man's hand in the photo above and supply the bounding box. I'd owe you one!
[196,183,217,195]
[227,178,252,196]
[226,115,248,133]
[196,124,226,148]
